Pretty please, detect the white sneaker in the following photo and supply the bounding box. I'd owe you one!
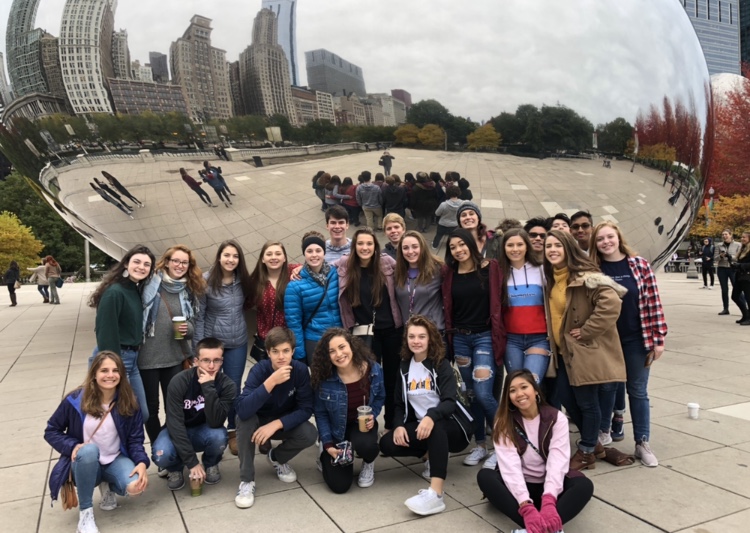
[482,452,498,470]
[235,481,255,508]
[598,430,613,446]
[98,482,117,511]
[421,460,431,481]
[405,487,446,516]
[463,446,488,466]
[635,440,659,467]
[268,450,297,482]
[77,508,99,533]
[358,461,375,488]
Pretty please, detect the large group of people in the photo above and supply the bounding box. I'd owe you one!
[38,162,684,533]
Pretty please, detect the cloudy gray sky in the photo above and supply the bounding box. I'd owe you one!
[1,0,709,126]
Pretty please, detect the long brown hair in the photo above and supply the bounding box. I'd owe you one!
[499,228,541,306]
[89,245,156,308]
[589,222,637,268]
[542,230,599,289]
[78,351,139,418]
[400,315,445,366]
[310,328,375,391]
[248,241,291,310]
[156,244,206,297]
[45,255,59,267]
[395,230,443,287]
[739,232,750,260]
[206,240,252,296]
[492,369,546,449]
[345,228,385,308]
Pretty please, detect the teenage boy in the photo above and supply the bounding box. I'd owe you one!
[152,337,237,492]
[383,213,406,259]
[325,205,352,263]
[356,171,384,230]
[234,327,316,509]
[570,210,593,253]
[523,216,548,262]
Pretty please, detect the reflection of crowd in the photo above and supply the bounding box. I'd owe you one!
[45,162,680,533]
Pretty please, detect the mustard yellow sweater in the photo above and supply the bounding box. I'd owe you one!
[549,267,569,349]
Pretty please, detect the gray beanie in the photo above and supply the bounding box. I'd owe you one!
[456,201,482,224]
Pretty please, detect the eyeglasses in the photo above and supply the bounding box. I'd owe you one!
[528,232,546,239]
[198,358,223,366]
[570,223,591,231]
[170,259,190,267]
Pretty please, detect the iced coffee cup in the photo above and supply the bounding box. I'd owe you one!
[173,316,186,340]
[357,405,373,432]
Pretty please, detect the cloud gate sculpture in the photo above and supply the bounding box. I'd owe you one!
[0,0,712,268]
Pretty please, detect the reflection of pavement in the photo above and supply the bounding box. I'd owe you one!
[51,149,687,267]
[2,275,749,532]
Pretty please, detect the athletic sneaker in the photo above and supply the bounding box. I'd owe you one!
[358,461,375,488]
[268,449,297,482]
[98,482,117,511]
[598,430,613,446]
[235,481,255,508]
[421,460,431,481]
[157,467,168,478]
[463,446,488,466]
[482,452,498,470]
[404,487,446,516]
[77,508,99,533]
[167,470,185,491]
[610,414,625,442]
[205,465,221,484]
[635,440,659,467]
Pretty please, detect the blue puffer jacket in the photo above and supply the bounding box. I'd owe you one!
[43,389,149,504]
[314,362,385,446]
[195,271,248,349]
[283,266,341,361]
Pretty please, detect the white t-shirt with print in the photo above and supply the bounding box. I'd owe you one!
[407,359,440,420]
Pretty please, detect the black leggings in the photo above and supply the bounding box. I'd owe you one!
[211,187,230,203]
[371,327,403,430]
[141,364,183,444]
[320,420,379,494]
[379,418,468,480]
[191,187,213,205]
[702,264,714,287]
[477,469,594,527]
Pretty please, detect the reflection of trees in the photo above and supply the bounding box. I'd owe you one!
[489,104,594,153]
[406,99,476,145]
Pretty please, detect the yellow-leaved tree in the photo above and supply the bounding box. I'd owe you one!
[394,124,420,146]
[0,211,44,269]
[467,123,502,151]
[689,195,750,238]
[418,124,445,149]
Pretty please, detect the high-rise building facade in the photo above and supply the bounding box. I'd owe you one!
[108,78,189,115]
[291,85,318,124]
[334,94,366,125]
[148,52,169,83]
[391,89,412,109]
[305,49,366,97]
[368,93,398,126]
[239,9,297,125]
[39,33,71,111]
[740,0,750,66]
[0,52,15,107]
[112,30,131,79]
[261,0,298,86]
[6,0,48,97]
[170,15,233,122]
[228,61,245,116]
[315,90,335,123]
[59,0,117,114]
[683,0,740,74]
[131,61,153,82]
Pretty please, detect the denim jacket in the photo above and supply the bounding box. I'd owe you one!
[314,362,385,446]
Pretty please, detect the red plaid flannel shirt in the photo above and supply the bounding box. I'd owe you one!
[628,256,667,350]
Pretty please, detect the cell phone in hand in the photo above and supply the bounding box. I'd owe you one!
[644,351,655,367]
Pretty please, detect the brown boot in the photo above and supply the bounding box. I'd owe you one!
[570,448,597,471]
[43,297,49,303]
[594,441,606,459]
[228,431,238,456]
[9,293,17,307]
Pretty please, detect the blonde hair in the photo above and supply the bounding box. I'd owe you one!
[590,222,637,268]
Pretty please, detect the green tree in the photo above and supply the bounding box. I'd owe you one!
[597,117,633,154]
[267,114,293,141]
[394,124,420,146]
[418,124,446,149]
[0,211,44,269]
[490,112,523,144]
[539,104,593,151]
[407,100,452,129]
[467,123,501,151]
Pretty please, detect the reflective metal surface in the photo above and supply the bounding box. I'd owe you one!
[0,0,712,268]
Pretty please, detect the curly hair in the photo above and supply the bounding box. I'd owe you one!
[77,351,139,418]
[310,328,375,391]
[400,315,445,366]
[89,245,156,308]
[156,244,206,297]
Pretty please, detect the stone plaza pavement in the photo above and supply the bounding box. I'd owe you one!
[1,273,749,533]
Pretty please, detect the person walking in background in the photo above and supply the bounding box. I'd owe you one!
[700,237,715,289]
[356,171,384,231]
[4,260,21,307]
[45,255,62,305]
[180,168,216,207]
[379,151,395,176]
[200,169,232,207]
[28,258,50,303]
[202,161,235,197]
[732,232,750,325]
[101,170,144,208]
[715,229,744,316]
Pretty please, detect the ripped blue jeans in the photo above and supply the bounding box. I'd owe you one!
[453,330,498,441]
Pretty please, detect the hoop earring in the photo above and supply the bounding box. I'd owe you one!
[122,270,129,278]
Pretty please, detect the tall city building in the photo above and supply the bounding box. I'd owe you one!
[170,15,233,122]
[5,0,48,97]
[39,33,71,111]
[228,61,245,116]
[59,0,117,114]
[261,0,299,86]
[305,49,366,97]
[148,52,169,83]
[239,8,297,125]
[131,60,153,82]
[741,0,750,66]
[112,30,131,79]
[108,78,188,115]
[291,85,317,124]
[391,89,412,109]
[683,0,740,74]
[0,52,14,106]
[368,93,398,126]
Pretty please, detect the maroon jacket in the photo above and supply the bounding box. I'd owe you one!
[441,259,506,366]
[182,173,202,189]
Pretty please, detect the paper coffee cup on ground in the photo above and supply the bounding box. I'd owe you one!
[173,316,186,340]
[687,402,700,419]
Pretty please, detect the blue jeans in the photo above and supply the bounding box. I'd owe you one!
[453,331,498,443]
[91,347,148,422]
[37,285,49,299]
[151,426,228,471]
[72,444,140,510]
[504,333,550,384]
[221,343,248,430]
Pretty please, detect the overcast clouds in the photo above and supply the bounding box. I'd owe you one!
[1,0,709,125]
